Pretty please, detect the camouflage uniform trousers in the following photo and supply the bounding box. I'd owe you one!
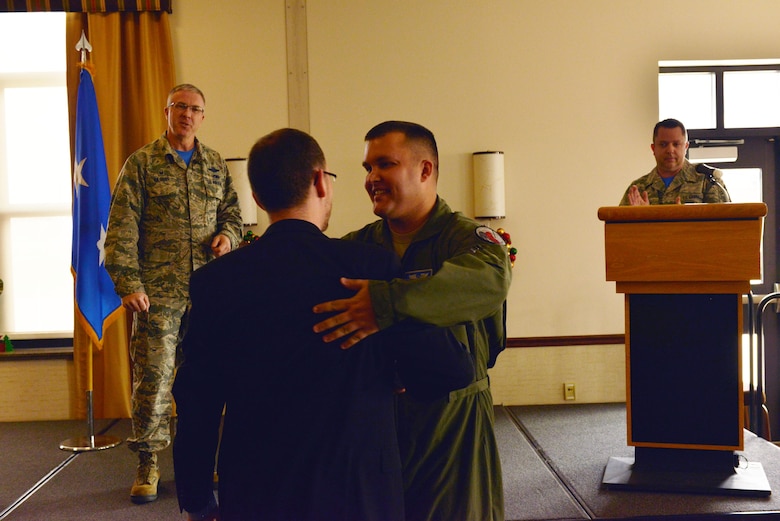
[127,296,187,454]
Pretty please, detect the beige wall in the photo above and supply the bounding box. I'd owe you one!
[166,0,780,403]
[170,1,289,160]
[165,0,780,407]
[174,0,780,339]
[6,0,780,420]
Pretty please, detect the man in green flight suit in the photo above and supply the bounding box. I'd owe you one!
[105,84,243,504]
[314,121,512,521]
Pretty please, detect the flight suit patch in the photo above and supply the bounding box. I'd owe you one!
[475,226,506,246]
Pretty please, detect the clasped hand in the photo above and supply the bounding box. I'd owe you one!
[312,278,378,349]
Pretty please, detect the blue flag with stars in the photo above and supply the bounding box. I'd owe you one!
[71,67,121,347]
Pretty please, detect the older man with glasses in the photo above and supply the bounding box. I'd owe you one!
[105,83,243,504]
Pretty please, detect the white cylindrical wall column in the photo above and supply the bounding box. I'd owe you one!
[473,151,505,219]
[226,158,258,226]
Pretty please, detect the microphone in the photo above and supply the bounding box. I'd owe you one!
[695,163,731,202]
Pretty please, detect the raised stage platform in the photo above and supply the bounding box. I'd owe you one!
[3,404,780,520]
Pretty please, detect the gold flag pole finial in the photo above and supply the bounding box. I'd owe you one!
[75,30,92,65]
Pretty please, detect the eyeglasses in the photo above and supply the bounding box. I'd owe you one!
[324,171,337,182]
[167,102,205,115]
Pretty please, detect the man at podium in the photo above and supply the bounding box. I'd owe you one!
[619,118,730,206]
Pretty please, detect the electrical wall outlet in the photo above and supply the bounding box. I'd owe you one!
[564,383,576,401]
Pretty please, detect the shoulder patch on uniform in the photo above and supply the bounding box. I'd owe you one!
[475,226,506,245]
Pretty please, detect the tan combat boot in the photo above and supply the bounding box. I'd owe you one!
[130,451,159,504]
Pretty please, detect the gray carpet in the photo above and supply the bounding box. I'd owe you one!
[0,419,86,512]
[2,410,585,521]
[1,419,180,521]
[508,403,780,520]
[494,406,587,520]
[5,405,780,520]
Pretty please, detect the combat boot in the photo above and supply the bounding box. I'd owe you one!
[130,451,159,504]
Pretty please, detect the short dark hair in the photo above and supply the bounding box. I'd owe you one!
[167,84,205,105]
[365,120,439,171]
[247,128,325,212]
[653,118,687,141]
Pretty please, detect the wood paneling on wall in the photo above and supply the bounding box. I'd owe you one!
[0,359,74,421]
[0,343,625,421]
[489,344,626,405]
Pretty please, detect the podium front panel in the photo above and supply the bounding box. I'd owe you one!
[627,293,743,450]
[605,220,761,284]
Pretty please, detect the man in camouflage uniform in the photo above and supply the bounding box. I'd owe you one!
[104,84,242,504]
[313,121,512,521]
[620,118,730,205]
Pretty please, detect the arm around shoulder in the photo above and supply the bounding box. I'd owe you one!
[385,321,476,401]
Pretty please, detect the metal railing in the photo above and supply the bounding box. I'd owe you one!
[748,291,780,439]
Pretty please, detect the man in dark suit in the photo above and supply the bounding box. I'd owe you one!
[173,128,473,521]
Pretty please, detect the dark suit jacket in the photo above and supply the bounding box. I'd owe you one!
[173,219,473,521]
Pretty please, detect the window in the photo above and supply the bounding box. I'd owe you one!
[658,60,780,132]
[719,168,762,204]
[723,70,780,129]
[658,72,716,129]
[0,12,73,338]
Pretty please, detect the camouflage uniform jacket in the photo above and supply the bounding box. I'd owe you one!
[619,159,729,205]
[345,197,512,521]
[105,133,243,299]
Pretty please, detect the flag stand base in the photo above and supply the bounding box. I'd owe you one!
[60,390,122,452]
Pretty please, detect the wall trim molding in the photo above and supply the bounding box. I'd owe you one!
[508,334,625,348]
[0,347,73,361]
[3,335,627,358]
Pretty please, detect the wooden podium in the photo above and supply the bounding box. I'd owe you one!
[598,202,771,496]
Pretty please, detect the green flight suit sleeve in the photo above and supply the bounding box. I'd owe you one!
[368,226,511,330]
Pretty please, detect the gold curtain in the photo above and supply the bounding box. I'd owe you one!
[66,11,176,419]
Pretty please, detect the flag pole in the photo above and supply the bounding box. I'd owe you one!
[60,31,122,453]
[60,335,121,451]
